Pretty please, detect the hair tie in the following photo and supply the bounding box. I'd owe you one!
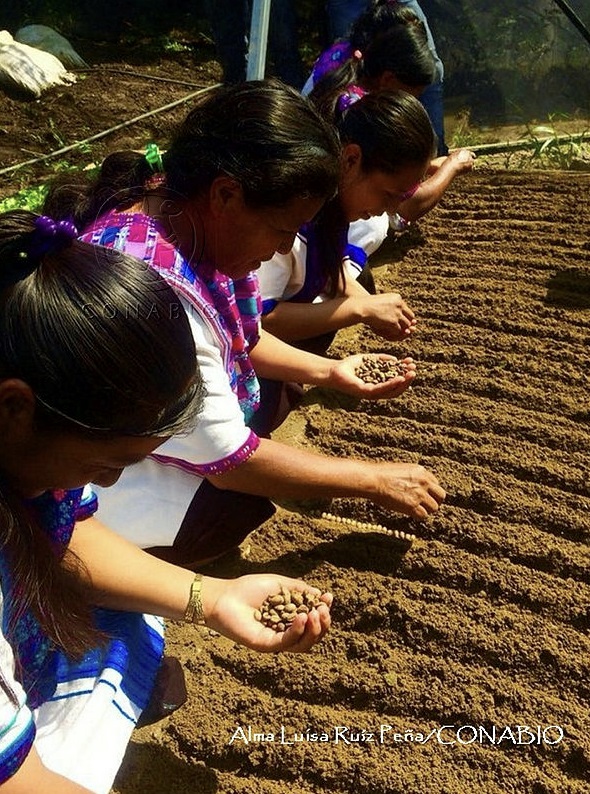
[336,85,366,115]
[27,216,78,260]
[145,142,164,172]
[352,49,363,60]
[144,142,167,189]
[0,215,77,292]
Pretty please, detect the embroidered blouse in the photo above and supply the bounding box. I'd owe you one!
[79,211,262,547]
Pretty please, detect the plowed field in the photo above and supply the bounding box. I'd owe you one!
[112,169,590,794]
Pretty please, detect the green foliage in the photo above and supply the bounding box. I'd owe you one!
[449,110,483,150]
[162,36,193,55]
[0,153,99,214]
[0,183,48,213]
[523,119,590,169]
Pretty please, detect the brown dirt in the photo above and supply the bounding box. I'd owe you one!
[1,45,589,794]
[0,41,223,196]
[112,169,590,794]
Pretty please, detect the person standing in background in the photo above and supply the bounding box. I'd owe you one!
[206,0,304,87]
[325,0,448,154]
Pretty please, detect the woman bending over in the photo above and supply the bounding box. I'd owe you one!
[45,80,445,569]
[0,210,331,793]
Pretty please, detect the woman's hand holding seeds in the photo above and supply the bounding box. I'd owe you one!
[328,354,415,399]
[203,575,332,653]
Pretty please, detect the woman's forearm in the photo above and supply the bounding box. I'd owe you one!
[210,437,445,521]
[398,167,454,221]
[68,518,196,617]
[261,297,363,342]
[68,520,252,628]
[2,748,94,794]
[67,518,333,653]
[250,327,334,384]
[210,437,381,501]
[399,150,475,222]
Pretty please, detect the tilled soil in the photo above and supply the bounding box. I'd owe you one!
[1,45,588,794]
[112,169,590,794]
[0,43,222,195]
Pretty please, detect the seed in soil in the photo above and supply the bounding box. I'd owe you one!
[317,511,416,542]
[355,356,408,383]
[255,585,324,631]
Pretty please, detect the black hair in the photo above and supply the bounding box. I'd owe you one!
[310,6,435,122]
[0,209,203,660]
[0,211,202,437]
[338,90,436,173]
[349,0,417,51]
[312,91,436,298]
[44,80,341,230]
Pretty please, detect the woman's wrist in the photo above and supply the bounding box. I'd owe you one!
[182,574,223,628]
[301,351,337,387]
[197,575,224,627]
[346,295,367,324]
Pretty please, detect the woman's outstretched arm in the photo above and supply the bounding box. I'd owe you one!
[67,518,331,654]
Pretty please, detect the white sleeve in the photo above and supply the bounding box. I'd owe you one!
[257,235,309,307]
[93,296,261,547]
[151,297,257,471]
[0,588,35,785]
[347,213,390,257]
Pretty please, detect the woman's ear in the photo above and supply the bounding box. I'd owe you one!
[209,175,244,217]
[340,143,363,187]
[0,379,36,442]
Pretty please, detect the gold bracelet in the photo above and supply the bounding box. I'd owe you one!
[184,573,206,625]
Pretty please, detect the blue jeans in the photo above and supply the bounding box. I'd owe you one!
[325,0,448,153]
[207,0,304,88]
[325,0,365,40]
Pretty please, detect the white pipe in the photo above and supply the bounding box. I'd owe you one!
[247,0,272,80]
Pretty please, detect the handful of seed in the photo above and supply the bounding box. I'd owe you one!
[355,355,408,384]
[255,585,323,632]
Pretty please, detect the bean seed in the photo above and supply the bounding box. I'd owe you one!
[255,587,326,632]
[355,355,408,383]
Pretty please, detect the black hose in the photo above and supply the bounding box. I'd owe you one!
[551,0,590,48]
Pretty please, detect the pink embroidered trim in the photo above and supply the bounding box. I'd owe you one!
[148,430,260,477]
[144,173,167,190]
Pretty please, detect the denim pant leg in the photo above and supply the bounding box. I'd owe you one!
[420,80,448,155]
[268,0,305,87]
[325,0,367,41]
[206,0,249,83]
[397,0,448,154]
